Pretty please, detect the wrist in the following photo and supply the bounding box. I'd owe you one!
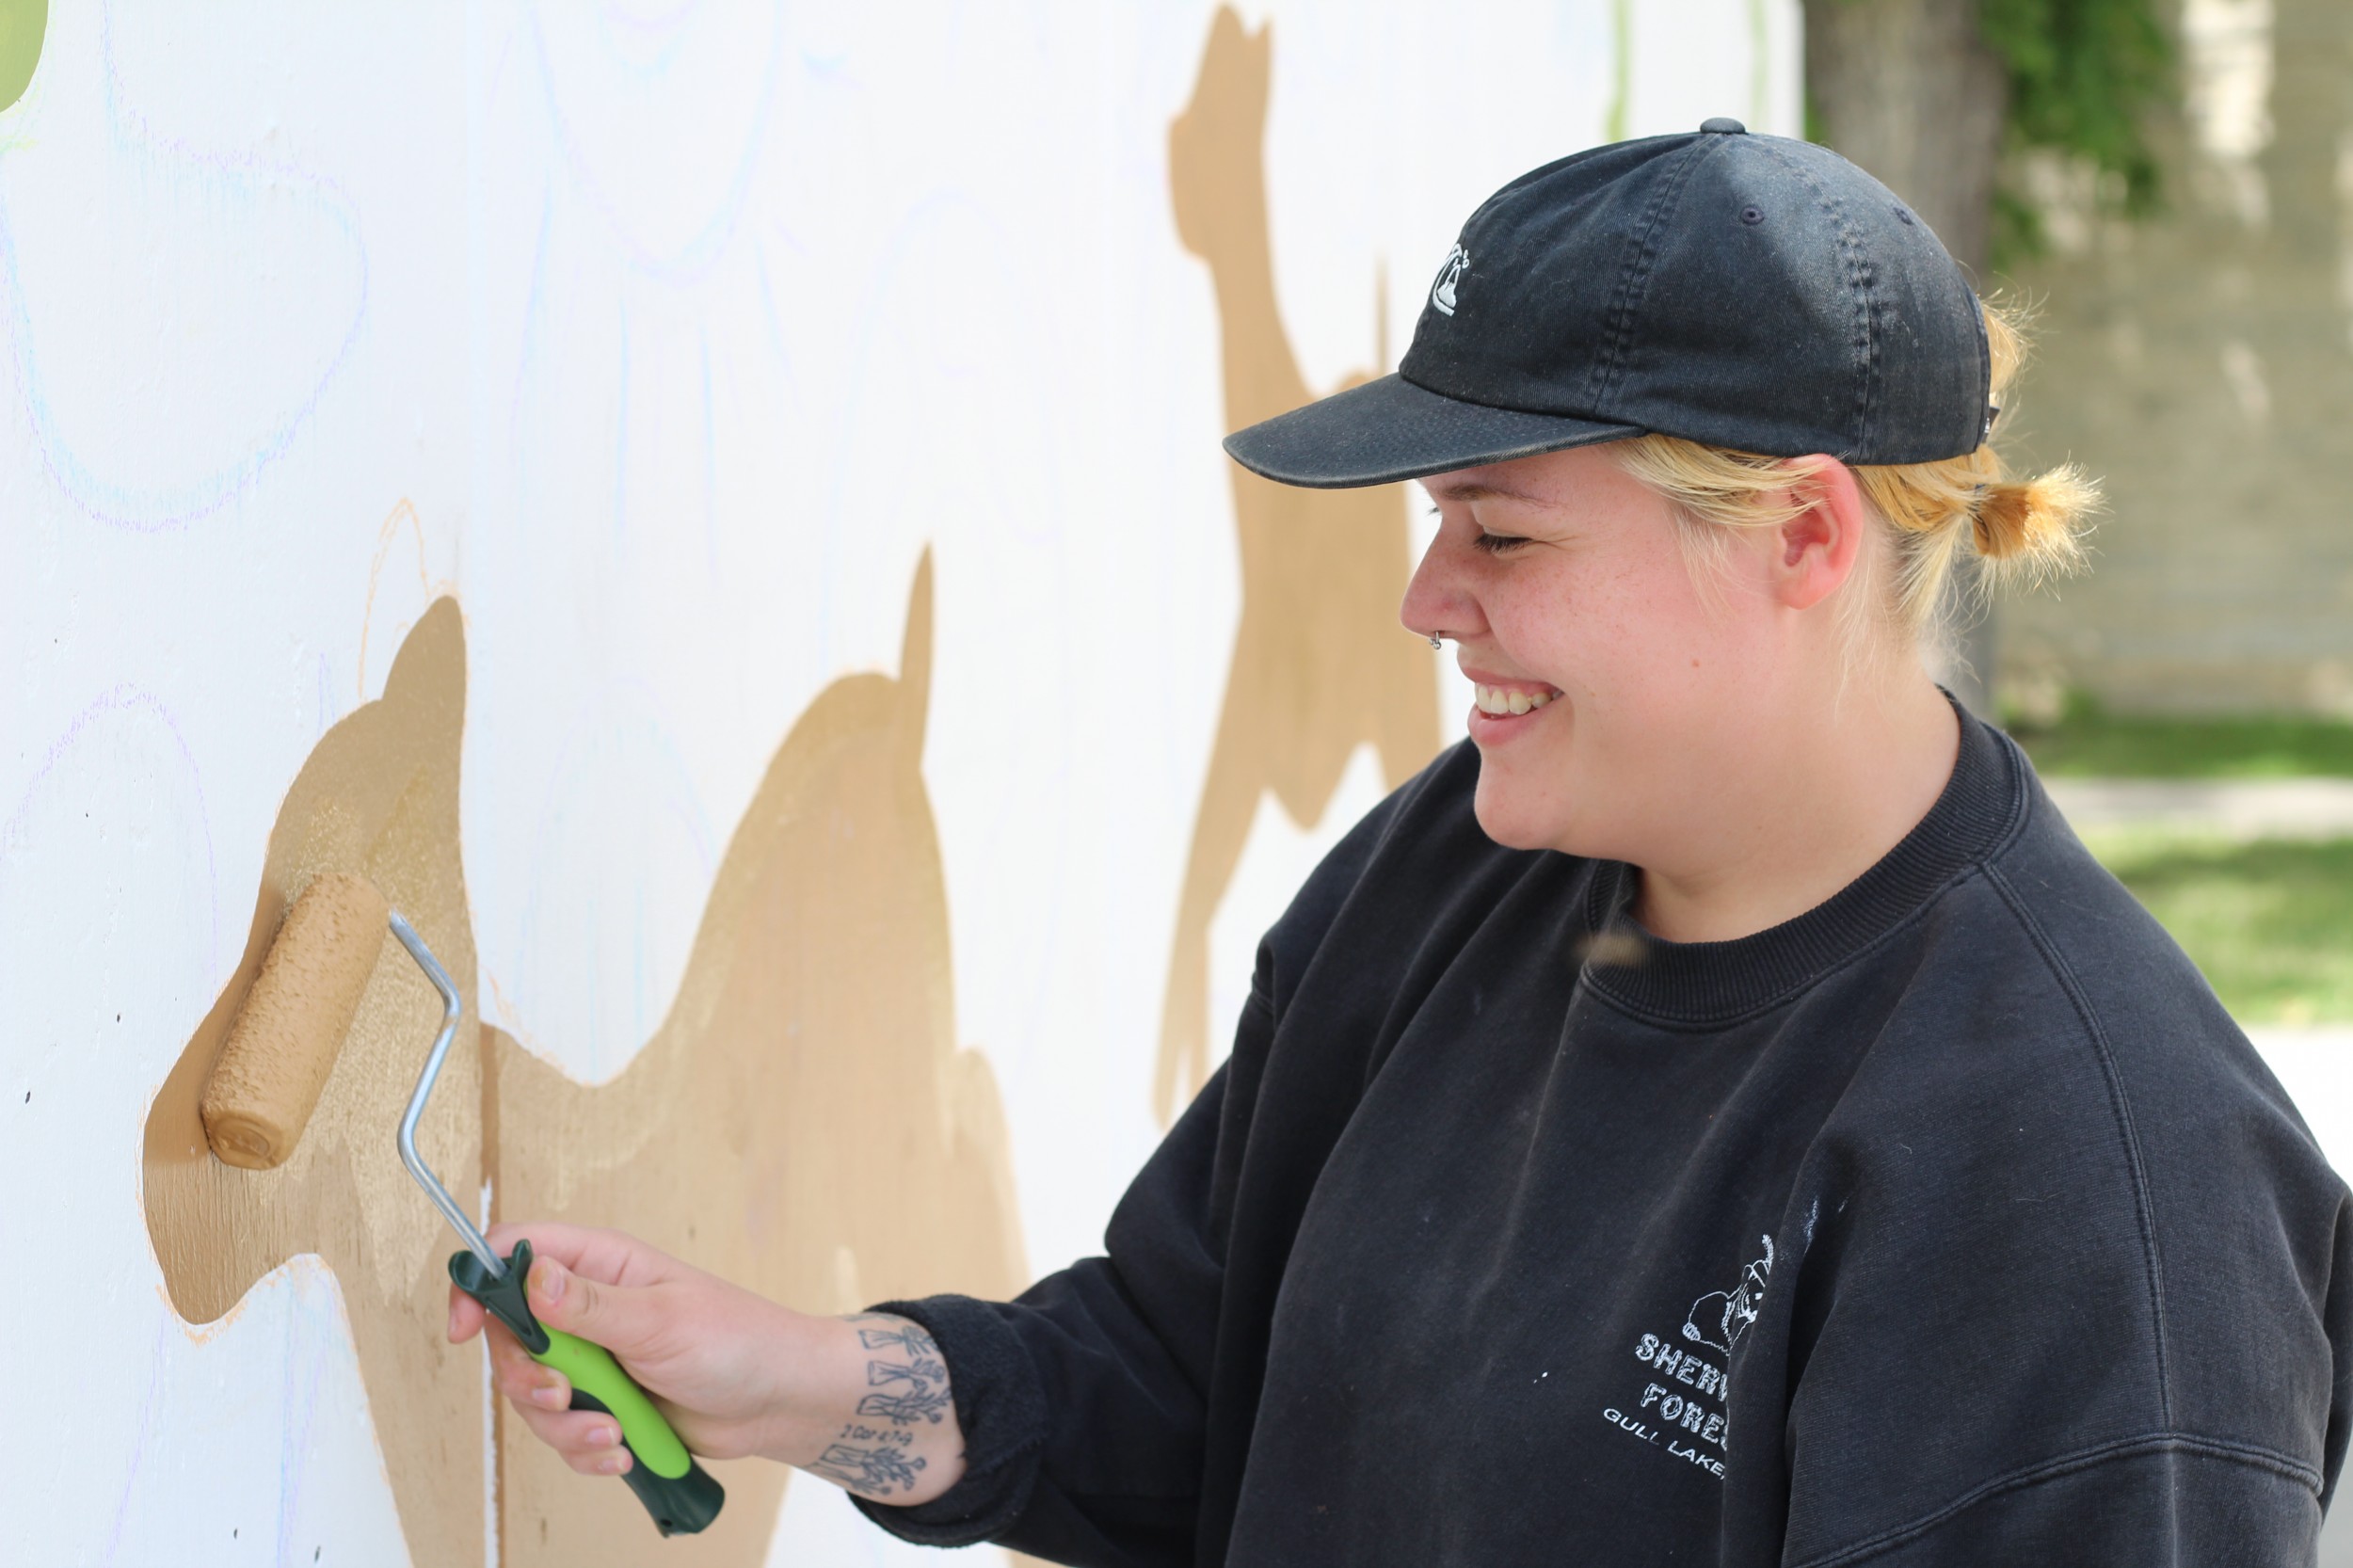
[761,1309,968,1506]
[752,1307,858,1467]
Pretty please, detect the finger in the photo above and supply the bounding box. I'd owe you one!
[577,1446,634,1478]
[526,1252,670,1362]
[447,1286,486,1344]
[492,1347,570,1412]
[483,1222,680,1291]
[512,1403,632,1473]
[479,1321,537,1400]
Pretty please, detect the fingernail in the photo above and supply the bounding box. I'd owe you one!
[531,1382,568,1411]
[600,1451,629,1475]
[531,1258,566,1309]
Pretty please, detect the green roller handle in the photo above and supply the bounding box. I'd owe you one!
[451,1240,726,1536]
[535,1328,693,1478]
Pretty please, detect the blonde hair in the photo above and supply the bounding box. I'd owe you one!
[1611,301,2099,663]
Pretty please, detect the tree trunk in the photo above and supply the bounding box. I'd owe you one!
[1803,0,2010,713]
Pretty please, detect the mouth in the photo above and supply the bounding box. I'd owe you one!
[1471,681,1559,717]
[1462,671,1565,739]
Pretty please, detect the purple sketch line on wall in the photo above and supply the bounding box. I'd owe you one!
[0,0,367,532]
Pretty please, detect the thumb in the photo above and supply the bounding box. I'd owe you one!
[528,1254,664,1357]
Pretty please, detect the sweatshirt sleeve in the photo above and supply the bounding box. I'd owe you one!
[850,1004,1260,1566]
[1816,1442,2323,1567]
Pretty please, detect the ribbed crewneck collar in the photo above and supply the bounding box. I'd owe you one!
[1577,695,2026,1027]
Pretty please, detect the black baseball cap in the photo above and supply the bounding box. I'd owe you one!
[1224,120,1994,488]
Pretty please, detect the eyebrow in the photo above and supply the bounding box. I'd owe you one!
[1423,479,1554,506]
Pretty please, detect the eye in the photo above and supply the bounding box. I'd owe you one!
[1472,531,1530,554]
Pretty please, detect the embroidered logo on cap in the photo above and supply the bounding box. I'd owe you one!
[1431,244,1469,316]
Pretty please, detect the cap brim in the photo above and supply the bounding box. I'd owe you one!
[1222,373,1645,488]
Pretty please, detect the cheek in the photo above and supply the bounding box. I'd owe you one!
[1500,554,1722,702]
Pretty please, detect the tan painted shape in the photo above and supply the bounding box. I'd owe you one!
[488,549,1032,1564]
[1158,6,1444,1123]
[142,599,484,1568]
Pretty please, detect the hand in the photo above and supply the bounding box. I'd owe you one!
[447,1222,810,1478]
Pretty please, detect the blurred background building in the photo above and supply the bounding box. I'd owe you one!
[2002,0,2353,720]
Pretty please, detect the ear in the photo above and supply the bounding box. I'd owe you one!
[1765,457,1869,614]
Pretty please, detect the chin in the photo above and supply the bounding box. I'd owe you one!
[1472,752,1626,860]
[1470,768,1567,854]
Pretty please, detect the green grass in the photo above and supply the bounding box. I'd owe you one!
[2006,695,2353,779]
[2082,832,2353,1025]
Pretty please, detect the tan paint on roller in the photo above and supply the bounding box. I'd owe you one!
[488,550,1032,1565]
[142,600,484,1568]
[1157,6,1444,1124]
[199,871,392,1170]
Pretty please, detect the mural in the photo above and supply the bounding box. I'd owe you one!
[3,6,1805,1561]
[0,0,368,530]
[142,599,486,1568]
[142,558,1026,1564]
[1157,6,1444,1124]
[488,552,1029,1564]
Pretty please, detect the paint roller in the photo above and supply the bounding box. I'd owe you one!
[200,871,389,1170]
[195,871,726,1537]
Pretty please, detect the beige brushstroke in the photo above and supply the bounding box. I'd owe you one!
[488,549,1032,1564]
[1158,7,1444,1124]
[141,598,484,1568]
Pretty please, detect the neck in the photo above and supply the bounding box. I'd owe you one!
[1632,673,1962,944]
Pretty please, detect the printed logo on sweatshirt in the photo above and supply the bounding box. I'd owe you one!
[1600,1232,1777,1482]
[1683,1233,1774,1353]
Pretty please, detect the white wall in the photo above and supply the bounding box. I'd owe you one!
[0,2,1800,1562]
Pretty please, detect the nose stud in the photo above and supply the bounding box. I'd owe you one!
[1428,632,1447,650]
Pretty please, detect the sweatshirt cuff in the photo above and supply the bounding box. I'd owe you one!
[847,1294,1050,1547]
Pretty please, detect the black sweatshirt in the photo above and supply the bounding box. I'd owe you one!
[858,703,2353,1565]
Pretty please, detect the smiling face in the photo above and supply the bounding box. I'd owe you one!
[1401,441,1840,867]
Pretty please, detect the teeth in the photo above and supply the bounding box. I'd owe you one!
[1474,684,1557,715]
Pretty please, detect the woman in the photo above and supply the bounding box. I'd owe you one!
[454,124,2352,1564]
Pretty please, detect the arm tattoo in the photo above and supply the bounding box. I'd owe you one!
[807,1313,957,1497]
[857,1386,952,1425]
[848,1315,954,1425]
[854,1320,939,1359]
[808,1439,928,1497]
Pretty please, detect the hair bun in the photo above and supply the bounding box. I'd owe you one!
[1970,466,2094,574]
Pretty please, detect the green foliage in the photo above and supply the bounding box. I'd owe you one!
[1606,0,1632,143]
[2087,832,2353,1023]
[1978,0,2175,264]
[2005,692,2353,779]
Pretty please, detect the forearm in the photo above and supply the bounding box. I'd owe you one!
[761,1311,968,1507]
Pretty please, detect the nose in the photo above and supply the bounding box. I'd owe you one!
[1399,525,1486,647]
